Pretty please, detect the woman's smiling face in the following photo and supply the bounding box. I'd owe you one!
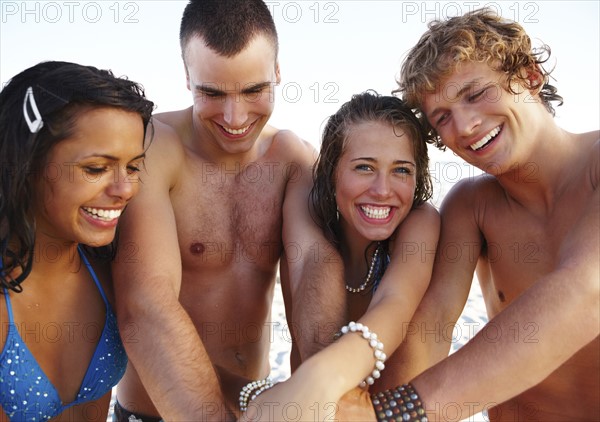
[35,107,145,247]
[335,120,417,244]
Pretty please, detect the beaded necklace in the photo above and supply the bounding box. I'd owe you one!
[345,242,383,293]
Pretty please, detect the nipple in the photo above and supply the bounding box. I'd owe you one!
[190,242,205,255]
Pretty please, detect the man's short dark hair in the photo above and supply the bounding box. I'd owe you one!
[180,0,278,60]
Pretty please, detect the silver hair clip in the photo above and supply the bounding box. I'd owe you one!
[23,86,44,134]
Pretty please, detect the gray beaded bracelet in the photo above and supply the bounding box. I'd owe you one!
[371,383,428,422]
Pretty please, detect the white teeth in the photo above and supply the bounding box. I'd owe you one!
[470,126,501,151]
[83,207,122,222]
[360,206,390,219]
[223,125,250,135]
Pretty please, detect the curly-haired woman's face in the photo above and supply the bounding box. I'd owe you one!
[335,121,416,245]
[34,107,145,247]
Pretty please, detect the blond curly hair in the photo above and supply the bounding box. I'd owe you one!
[396,8,563,148]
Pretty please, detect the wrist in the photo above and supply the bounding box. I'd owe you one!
[295,354,349,399]
[238,377,274,412]
[371,383,427,422]
[339,321,387,388]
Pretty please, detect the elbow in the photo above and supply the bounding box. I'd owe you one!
[114,293,147,354]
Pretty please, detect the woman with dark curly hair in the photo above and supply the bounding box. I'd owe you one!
[241,90,439,421]
[0,61,154,421]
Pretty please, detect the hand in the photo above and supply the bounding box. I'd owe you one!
[240,378,339,422]
[336,387,376,422]
[240,383,376,422]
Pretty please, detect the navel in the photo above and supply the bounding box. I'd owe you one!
[190,242,205,255]
[498,290,506,302]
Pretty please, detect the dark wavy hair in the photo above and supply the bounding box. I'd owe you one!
[396,7,563,149]
[180,0,278,60]
[310,91,433,250]
[0,61,155,292]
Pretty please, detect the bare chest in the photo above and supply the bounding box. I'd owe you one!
[171,161,286,270]
[477,185,591,309]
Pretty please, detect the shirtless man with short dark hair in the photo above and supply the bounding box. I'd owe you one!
[111,1,345,420]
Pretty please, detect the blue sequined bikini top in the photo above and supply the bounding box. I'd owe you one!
[0,245,127,421]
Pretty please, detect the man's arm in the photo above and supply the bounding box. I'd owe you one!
[245,202,440,422]
[412,177,600,421]
[287,203,441,394]
[393,179,483,384]
[279,135,346,365]
[113,121,233,421]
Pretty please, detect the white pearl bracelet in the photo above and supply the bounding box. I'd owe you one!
[239,376,274,412]
[340,321,386,388]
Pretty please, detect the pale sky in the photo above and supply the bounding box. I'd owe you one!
[2,0,599,203]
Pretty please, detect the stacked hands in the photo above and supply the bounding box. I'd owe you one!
[238,325,425,422]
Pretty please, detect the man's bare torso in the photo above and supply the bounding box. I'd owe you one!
[173,147,285,377]
[473,136,599,421]
[117,108,308,416]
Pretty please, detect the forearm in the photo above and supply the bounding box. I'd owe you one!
[119,300,234,421]
[412,267,600,422]
[393,295,457,384]
[267,298,428,421]
[290,241,346,361]
[214,365,260,420]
